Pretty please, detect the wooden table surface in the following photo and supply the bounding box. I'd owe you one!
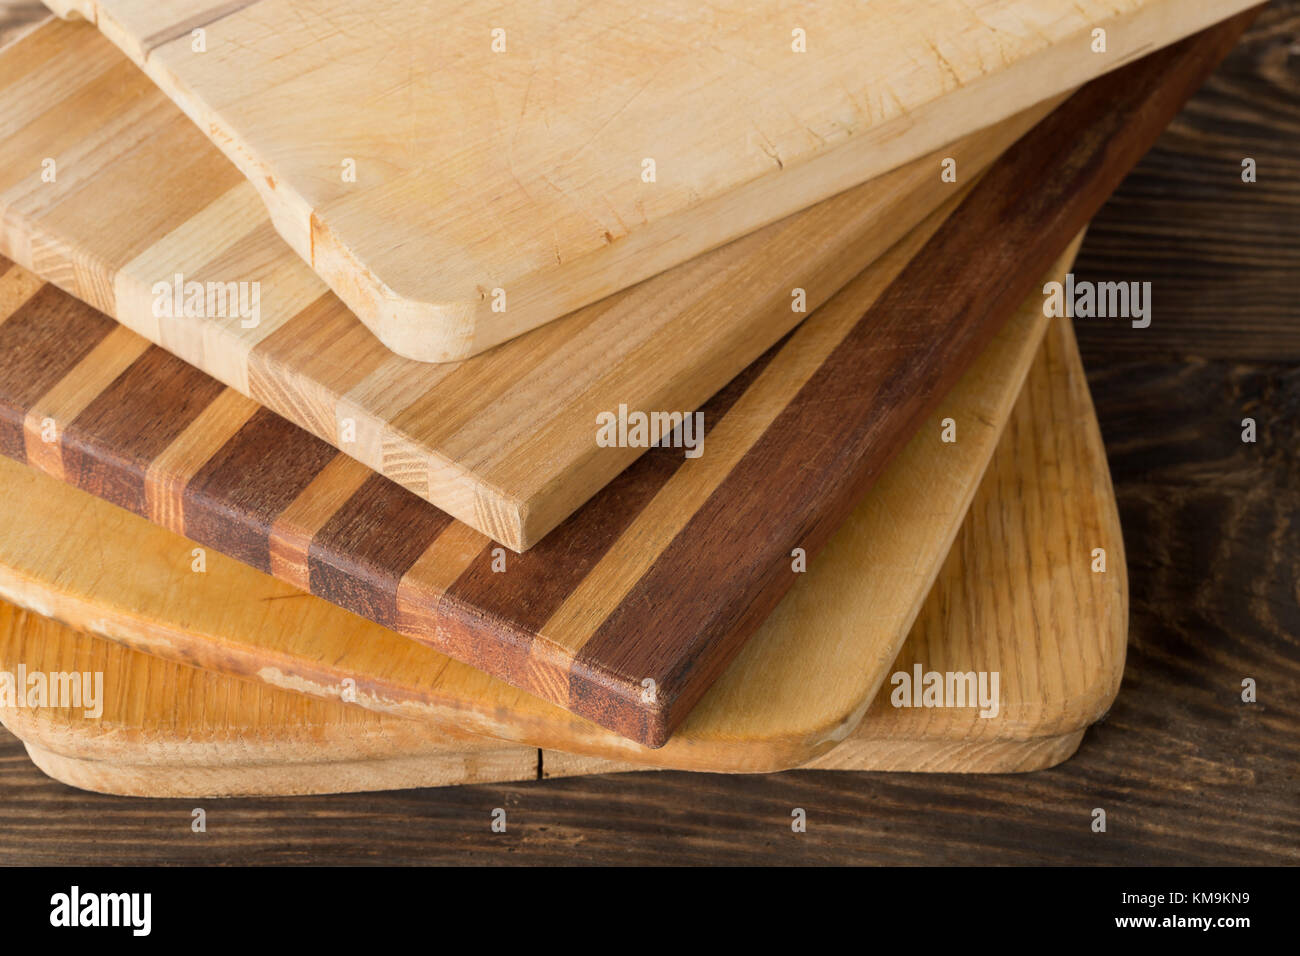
[0,1,1295,865]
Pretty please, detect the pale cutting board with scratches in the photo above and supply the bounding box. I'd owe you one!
[0,315,1127,796]
[0,17,1047,550]
[43,0,1255,361]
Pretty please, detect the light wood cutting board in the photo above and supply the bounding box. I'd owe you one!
[0,603,543,795]
[0,315,1126,795]
[0,248,1120,775]
[0,19,1247,747]
[0,17,1048,551]
[42,0,1255,361]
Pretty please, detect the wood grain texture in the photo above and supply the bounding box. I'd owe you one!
[0,20,1247,746]
[42,0,1256,361]
[557,17,1250,742]
[0,604,542,797]
[0,243,1088,773]
[545,314,1128,777]
[0,0,1290,865]
[0,17,1052,550]
[0,204,951,750]
[1072,1,1300,360]
[0,312,1126,794]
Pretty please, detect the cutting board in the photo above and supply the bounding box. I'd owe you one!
[0,17,1050,551]
[0,19,1248,746]
[550,315,1129,778]
[0,249,1120,775]
[42,0,1255,361]
[0,604,542,796]
[0,315,1127,796]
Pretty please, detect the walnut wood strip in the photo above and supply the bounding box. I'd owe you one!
[268,454,373,592]
[182,408,338,574]
[60,346,225,514]
[0,283,114,459]
[20,324,148,479]
[0,16,1053,550]
[307,473,454,629]
[144,386,258,532]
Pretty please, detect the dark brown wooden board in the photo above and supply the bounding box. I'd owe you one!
[0,12,1253,747]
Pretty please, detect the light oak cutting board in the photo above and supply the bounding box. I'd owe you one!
[43,0,1255,361]
[0,246,1118,775]
[0,19,1248,747]
[0,16,1048,551]
[0,315,1126,795]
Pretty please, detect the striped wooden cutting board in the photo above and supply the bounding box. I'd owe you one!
[0,17,1048,552]
[42,0,1256,362]
[0,314,1128,795]
[0,240,1097,772]
[0,19,1247,747]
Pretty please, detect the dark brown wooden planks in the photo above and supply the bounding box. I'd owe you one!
[0,12,1254,747]
[0,281,114,459]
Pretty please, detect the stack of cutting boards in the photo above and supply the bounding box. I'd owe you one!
[0,2,1258,796]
